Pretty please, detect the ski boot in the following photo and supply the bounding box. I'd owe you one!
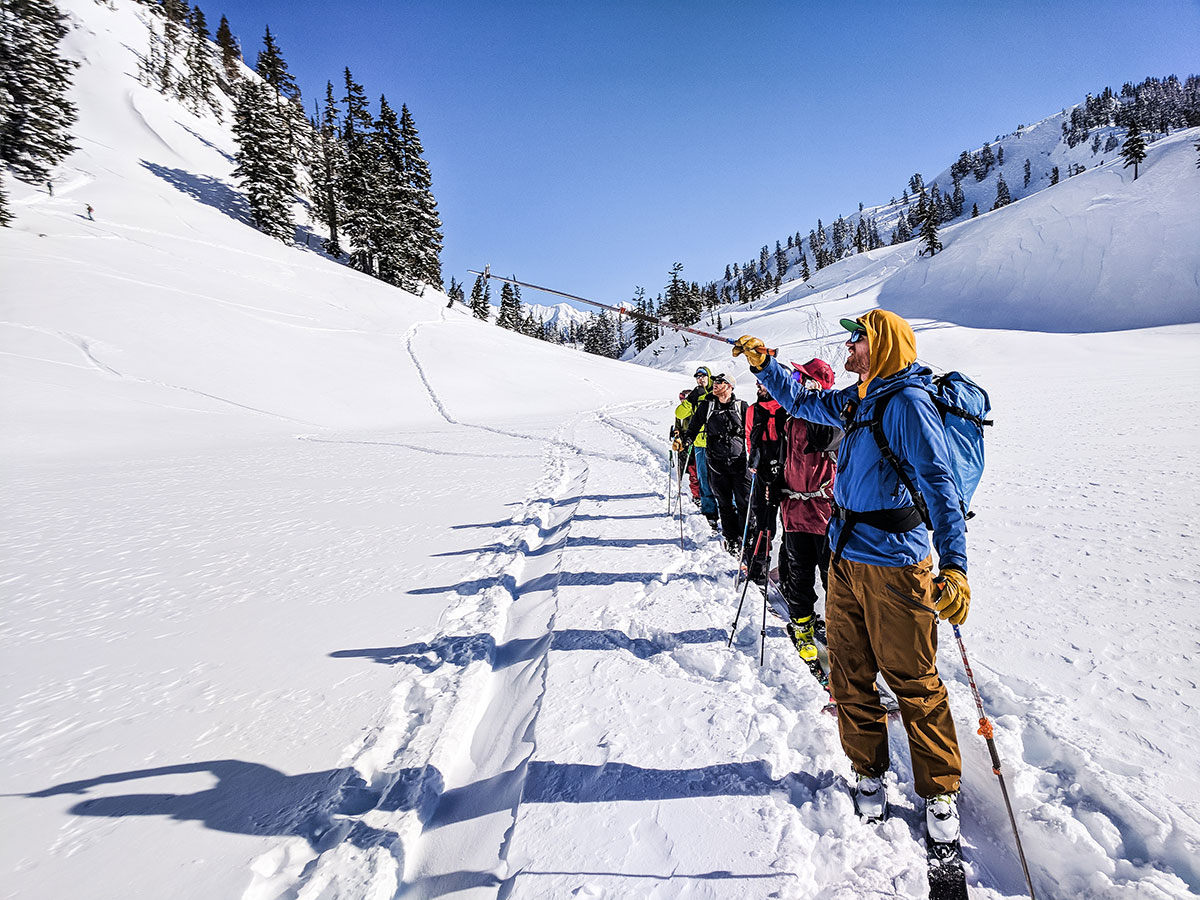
[786,614,819,664]
[926,793,960,843]
[854,773,888,822]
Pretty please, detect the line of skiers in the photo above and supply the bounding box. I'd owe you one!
[670,309,972,846]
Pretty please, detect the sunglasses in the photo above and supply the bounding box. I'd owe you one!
[694,371,708,378]
[847,329,867,344]
[713,376,729,386]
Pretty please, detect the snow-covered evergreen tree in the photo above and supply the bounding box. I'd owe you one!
[370,96,418,290]
[1120,121,1147,180]
[254,26,303,150]
[496,280,523,329]
[311,82,345,258]
[469,275,490,320]
[338,67,376,274]
[773,241,788,278]
[951,179,965,218]
[182,6,221,119]
[1023,158,1031,188]
[214,15,240,89]
[919,204,942,257]
[0,0,78,185]
[398,103,443,289]
[231,78,295,241]
[992,172,1011,210]
[1050,166,1059,185]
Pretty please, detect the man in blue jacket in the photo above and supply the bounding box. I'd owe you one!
[732,309,971,840]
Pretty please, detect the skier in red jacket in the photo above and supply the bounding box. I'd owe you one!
[775,358,840,664]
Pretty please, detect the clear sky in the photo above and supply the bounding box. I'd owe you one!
[214,0,1200,309]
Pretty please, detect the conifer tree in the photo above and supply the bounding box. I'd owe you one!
[0,0,79,185]
[255,26,298,103]
[661,262,689,324]
[951,179,965,218]
[992,173,1011,210]
[231,78,295,241]
[1050,166,1059,185]
[1023,158,1031,188]
[445,276,463,307]
[311,82,345,257]
[919,204,942,257]
[971,203,979,217]
[496,280,523,329]
[800,253,810,280]
[398,104,443,288]
[215,15,240,87]
[183,6,221,118]
[338,67,376,274]
[469,275,490,320]
[774,241,788,278]
[1120,121,1147,179]
[255,26,302,150]
[370,96,418,289]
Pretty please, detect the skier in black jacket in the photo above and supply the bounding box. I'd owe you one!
[689,373,749,553]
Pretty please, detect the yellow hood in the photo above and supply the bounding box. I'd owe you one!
[854,309,917,398]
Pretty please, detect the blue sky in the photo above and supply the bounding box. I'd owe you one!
[216,0,1200,309]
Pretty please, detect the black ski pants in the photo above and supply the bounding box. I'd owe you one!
[706,456,749,543]
[746,475,779,580]
[779,529,829,622]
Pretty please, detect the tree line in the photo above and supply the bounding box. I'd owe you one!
[2,0,445,295]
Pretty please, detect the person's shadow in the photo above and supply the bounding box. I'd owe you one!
[26,759,422,850]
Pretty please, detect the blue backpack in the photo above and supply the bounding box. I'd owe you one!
[863,372,992,524]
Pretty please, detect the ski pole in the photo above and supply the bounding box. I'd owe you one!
[757,531,772,665]
[677,445,693,550]
[728,529,764,647]
[733,474,758,589]
[470,267,738,346]
[667,449,674,515]
[951,623,1037,900]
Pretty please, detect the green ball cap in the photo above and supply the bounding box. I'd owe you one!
[840,317,864,332]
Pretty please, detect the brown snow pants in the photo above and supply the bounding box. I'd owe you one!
[826,555,962,797]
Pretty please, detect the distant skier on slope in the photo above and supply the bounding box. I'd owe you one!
[688,373,749,554]
[743,380,786,585]
[732,311,970,841]
[773,358,841,667]
[674,366,719,528]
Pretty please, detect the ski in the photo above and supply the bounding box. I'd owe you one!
[927,837,969,900]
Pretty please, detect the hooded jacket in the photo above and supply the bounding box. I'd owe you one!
[752,312,967,571]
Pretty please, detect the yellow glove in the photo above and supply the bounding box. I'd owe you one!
[732,335,769,367]
[935,568,971,625]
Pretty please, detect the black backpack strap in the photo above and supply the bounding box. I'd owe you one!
[845,390,932,530]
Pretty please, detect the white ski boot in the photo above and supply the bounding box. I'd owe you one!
[854,774,887,822]
[926,793,961,843]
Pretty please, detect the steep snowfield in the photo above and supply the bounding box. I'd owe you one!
[3,2,1200,899]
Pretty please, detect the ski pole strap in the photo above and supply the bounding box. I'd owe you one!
[829,503,924,562]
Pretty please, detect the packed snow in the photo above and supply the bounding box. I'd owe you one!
[3,1,1200,899]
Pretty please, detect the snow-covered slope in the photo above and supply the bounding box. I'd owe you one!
[0,0,671,462]
[3,2,1200,899]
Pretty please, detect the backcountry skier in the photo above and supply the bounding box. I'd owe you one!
[732,310,970,841]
